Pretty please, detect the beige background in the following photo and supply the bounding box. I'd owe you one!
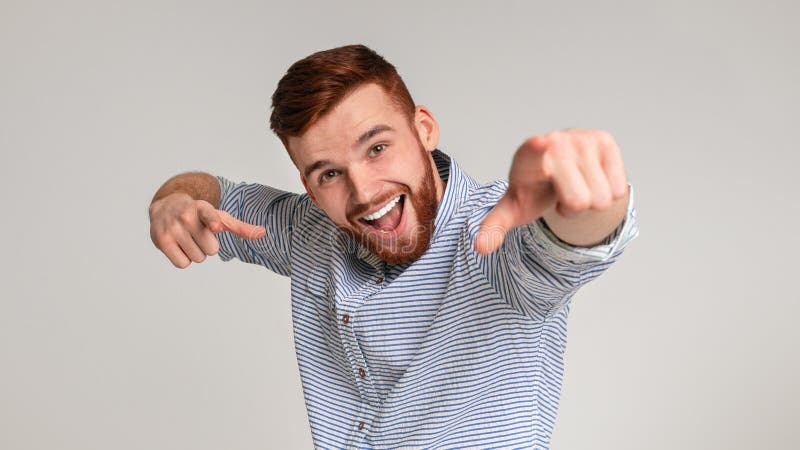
[1,0,798,448]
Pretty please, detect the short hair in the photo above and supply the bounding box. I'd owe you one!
[269,44,416,148]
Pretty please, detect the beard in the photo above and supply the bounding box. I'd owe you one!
[340,146,439,265]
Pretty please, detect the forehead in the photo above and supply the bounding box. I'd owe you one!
[288,83,408,167]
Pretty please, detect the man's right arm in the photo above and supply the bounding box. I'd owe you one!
[148,172,266,269]
[150,171,222,209]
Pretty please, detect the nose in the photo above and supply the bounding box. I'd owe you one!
[347,165,381,207]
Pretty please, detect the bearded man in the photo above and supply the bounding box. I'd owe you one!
[148,44,639,449]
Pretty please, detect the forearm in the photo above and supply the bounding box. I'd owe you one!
[541,184,630,248]
[150,172,221,209]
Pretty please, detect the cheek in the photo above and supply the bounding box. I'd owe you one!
[402,156,429,187]
[383,148,423,183]
[316,191,349,221]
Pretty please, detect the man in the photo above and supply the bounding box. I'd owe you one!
[149,44,639,449]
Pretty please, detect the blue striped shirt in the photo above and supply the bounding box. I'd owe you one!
[216,150,639,449]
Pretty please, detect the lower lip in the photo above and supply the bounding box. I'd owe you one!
[362,195,408,239]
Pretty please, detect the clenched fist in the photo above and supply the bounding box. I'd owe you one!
[149,192,266,268]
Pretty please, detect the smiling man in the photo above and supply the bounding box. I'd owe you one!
[288,82,443,265]
[149,44,639,449]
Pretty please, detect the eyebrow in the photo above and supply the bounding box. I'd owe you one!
[304,159,332,179]
[354,124,394,148]
[303,124,395,179]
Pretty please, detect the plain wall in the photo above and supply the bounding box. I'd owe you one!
[1,0,798,448]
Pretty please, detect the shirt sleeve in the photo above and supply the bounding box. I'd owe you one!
[215,175,309,277]
[473,183,640,320]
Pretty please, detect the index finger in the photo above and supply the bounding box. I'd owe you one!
[217,210,267,240]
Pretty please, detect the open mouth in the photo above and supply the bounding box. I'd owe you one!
[358,194,405,233]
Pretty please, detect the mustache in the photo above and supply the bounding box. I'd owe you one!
[347,191,406,219]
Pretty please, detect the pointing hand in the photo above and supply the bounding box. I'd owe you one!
[149,193,266,268]
[474,129,628,255]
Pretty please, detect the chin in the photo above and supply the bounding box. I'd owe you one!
[375,226,432,264]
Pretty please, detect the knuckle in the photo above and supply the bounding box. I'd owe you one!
[178,208,197,224]
[573,144,590,158]
[209,223,223,233]
[596,131,619,155]
[599,129,616,146]
[168,222,185,236]
[544,131,561,147]
[150,229,160,247]
[578,199,592,210]
[524,135,544,148]
[612,184,628,198]
[526,132,561,150]
[594,193,613,209]
[154,235,170,249]
[563,193,591,211]
[550,143,571,161]
[198,203,216,221]
[535,161,550,179]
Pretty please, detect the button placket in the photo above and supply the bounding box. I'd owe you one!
[348,333,379,407]
[334,265,383,436]
[325,267,381,442]
[337,308,378,406]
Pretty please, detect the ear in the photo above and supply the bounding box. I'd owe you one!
[300,175,319,207]
[413,105,439,152]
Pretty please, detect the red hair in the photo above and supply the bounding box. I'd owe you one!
[269,44,416,148]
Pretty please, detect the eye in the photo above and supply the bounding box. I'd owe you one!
[368,144,386,157]
[319,169,340,184]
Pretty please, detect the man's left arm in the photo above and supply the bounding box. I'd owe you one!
[471,128,639,318]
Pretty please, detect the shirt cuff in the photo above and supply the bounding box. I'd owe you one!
[216,175,235,207]
[521,183,639,264]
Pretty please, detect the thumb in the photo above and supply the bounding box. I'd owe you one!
[474,194,519,255]
[197,203,226,233]
[216,210,267,240]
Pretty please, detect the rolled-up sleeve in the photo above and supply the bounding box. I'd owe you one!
[522,183,640,265]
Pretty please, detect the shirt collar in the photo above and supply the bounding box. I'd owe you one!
[431,149,467,234]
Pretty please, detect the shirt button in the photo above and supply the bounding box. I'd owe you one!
[376,276,384,285]
[358,421,365,431]
[342,314,350,324]
[359,367,366,378]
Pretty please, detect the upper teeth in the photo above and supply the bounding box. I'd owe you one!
[363,195,401,221]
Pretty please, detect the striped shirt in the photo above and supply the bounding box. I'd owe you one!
[216,150,639,449]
